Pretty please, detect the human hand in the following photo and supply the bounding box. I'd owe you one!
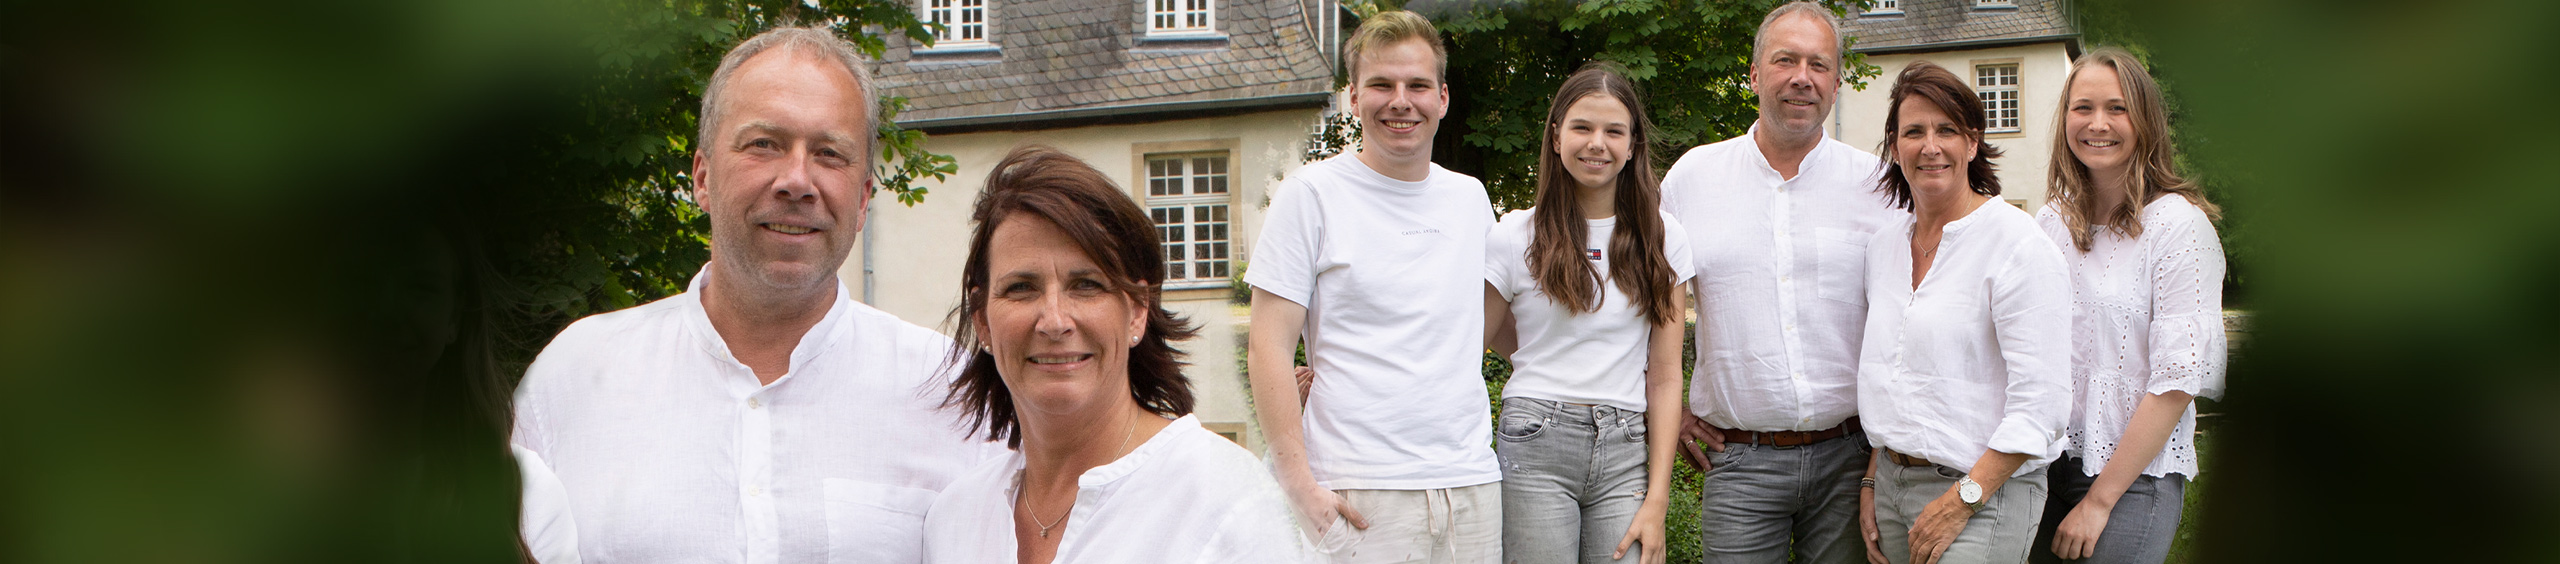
[1286,482,1366,536]
[2050,498,2112,560]
[1294,365,1314,408]
[1613,493,1671,564]
[1861,483,1886,564]
[1677,413,1725,470]
[1906,488,1974,564]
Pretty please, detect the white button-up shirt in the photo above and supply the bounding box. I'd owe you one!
[1661,126,1898,432]
[2037,195,2227,479]
[923,415,1317,563]
[511,272,1001,564]
[1857,201,2072,476]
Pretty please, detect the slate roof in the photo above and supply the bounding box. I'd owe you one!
[1842,0,2077,54]
[876,0,1337,131]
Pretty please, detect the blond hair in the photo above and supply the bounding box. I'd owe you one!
[1342,10,1445,81]
[698,26,879,168]
[2045,47,2220,252]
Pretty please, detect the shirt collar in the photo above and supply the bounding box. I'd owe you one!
[678,263,854,389]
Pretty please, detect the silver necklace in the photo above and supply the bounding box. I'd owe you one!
[1018,412,1138,539]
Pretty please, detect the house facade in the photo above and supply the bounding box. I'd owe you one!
[841,0,1344,451]
[1837,0,2080,211]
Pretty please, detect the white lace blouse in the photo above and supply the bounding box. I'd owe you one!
[2036,194,2228,479]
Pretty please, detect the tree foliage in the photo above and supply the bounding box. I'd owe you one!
[1407,0,1881,211]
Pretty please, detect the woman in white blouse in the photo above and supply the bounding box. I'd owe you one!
[1482,63,1691,564]
[2027,47,2226,564]
[925,146,1314,564]
[1852,62,2072,564]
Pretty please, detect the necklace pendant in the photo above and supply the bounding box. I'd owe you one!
[1039,529,1049,538]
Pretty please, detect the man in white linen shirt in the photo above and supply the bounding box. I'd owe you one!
[1656,3,1896,563]
[1244,10,1502,563]
[508,27,997,564]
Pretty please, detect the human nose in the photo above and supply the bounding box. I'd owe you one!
[1033,288,1075,341]
[772,146,818,202]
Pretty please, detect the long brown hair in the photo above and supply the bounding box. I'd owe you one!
[2046,47,2221,252]
[1526,63,1678,326]
[943,145,1199,449]
[1875,61,2004,210]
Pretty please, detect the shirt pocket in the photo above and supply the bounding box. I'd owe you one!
[823,478,937,564]
[1816,227,1869,305]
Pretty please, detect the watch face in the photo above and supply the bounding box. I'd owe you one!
[1958,478,1984,504]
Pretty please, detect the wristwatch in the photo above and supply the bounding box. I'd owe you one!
[1956,476,1987,512]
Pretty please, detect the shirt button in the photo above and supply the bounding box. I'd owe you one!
[749,486,763,497]
[748,398,763,409]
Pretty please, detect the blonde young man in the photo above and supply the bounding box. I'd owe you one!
[1657,3,1898,563]
[1244,10,1502,563]
[509,27,998,563]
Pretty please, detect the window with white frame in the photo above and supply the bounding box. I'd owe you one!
[1975,0,2015,7]
[923,0,989,45]
[1866,0,1900,14]
[1145,153,1231,284]
[1150,0,1214,34]
[1975,63,2021,133]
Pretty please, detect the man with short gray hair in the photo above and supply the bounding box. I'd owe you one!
[510,26,996,563]
[1658,2,1896,563]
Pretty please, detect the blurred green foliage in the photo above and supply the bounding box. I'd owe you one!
[1414,0,1883,211]
[0,0,949,561]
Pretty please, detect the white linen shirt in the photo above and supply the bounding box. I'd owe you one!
[922,415,1318,564]
[1661,125,1899,432]
[511,271,1002,564]
[2036,195,2227,479]
[1856,201,2072,477]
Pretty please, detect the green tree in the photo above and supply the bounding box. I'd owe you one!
[1415,0,1882,210]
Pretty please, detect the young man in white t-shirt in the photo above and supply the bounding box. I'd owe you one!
[1243,10,1501,563]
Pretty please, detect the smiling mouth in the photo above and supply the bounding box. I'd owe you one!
[1578,157,1613,167]
[1028,353,1093,365]
[762,223,818,235]
[1915,163,1953,172]
[2080,139,2120,148]
[1380,119,1420,130]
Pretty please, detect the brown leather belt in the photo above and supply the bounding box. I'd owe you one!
[1715,417,1860,448]
[1884,448,1935,468]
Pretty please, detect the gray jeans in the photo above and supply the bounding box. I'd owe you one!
[2027,455,2186,564]
[1694,429,1869,564]
[1495,397,1649,564]
[1874,453,2049,564]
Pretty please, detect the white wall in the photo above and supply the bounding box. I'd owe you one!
[842,107,1324,452]
[1836,41,2074,212]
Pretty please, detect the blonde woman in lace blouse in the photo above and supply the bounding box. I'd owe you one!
[2027,47,2228,564]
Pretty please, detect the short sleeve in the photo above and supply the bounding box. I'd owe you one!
[1243,176,1322,307]
[1660,211,1696,285]
[2142,199,2228,400]
[1484,211,1529,301]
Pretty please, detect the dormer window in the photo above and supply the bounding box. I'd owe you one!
[923,0,989,46]
[1975,0,2016,9]
[1149,0,1214,35]
[1866,0,1901,15]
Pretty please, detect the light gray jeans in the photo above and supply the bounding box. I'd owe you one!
[1495,396,1649,564]
[2027,455,2186,564]
[1874,453,2049,564]
[1694,429,1871,564]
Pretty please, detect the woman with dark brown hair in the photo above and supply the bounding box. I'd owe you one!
[1850,61,2070,564]
[1482,62,1692,564]
[2028,47,2226,564]
[921,146,1313,563]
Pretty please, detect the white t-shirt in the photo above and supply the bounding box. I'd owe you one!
[1856,202,2072,477]
[1484,209,1696,411]
[511,270,1003,564]
[2036,195,2227,479]
[922,415,1318,564]
[1243,152,1501,491]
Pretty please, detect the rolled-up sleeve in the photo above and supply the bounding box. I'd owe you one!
[1985,235,2074,471]
[2145,207,2228,400]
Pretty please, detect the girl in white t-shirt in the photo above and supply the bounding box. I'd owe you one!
[1483,63,1694,564]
